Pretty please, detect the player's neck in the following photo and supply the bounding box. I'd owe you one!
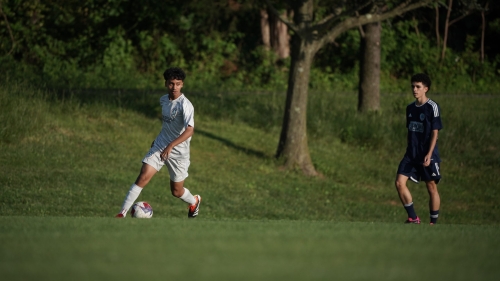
[169,92,182,100]
[415,96,428,106]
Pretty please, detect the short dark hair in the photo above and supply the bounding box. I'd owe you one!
[163,67,186,81]
[411,73,431,91]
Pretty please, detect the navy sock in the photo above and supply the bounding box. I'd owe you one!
[430,210,439,224]
[404,202,417,219]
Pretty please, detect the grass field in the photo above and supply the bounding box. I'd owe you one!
[1,83,499,280]
[1,217,499,281]
[1,84,498,223]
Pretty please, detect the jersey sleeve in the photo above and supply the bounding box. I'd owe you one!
[159,95,169,106]
[431,103,443,130]
[183,101,195,128]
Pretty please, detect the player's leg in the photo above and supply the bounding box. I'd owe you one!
[395,174,412,205]
[395,157,420,223]
[134,162,159,186]
[425,180,440,224]
[166,158,201,218]
[395,174,420,223]
[116,163,158,217]
[170,180,201,218]
[422,161,441,224]
[116,148,163,218]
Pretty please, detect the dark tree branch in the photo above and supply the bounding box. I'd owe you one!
[448,12,470,26]
[441,0,453,60]
[435,4,441,48]
[0,0,16,56]
[314,1,373,35]
[356,11,366,38]
[264,0,301,36]
[481,1,489,63]
[314,0,435,52]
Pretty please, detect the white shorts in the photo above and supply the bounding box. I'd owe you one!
[142,149,190,182]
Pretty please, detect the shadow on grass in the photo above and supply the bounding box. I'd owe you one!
[195,128,268,159]
[49,89,275,161]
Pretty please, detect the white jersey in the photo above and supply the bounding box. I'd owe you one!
[152,93,194,159]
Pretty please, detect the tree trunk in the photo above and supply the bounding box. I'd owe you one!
[260,9,271,50]
[412,16,421,51]
[358,21,381,112]
[260,9,290,59]
[435,5,441,48]
[481,2,488,64]
[266,0,432,176]
[441,0,453,60]
[0,1,16,55]
[272,11,290,59]
[276,29,317,175]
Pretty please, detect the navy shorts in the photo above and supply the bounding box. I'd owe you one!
[397,156,441,184]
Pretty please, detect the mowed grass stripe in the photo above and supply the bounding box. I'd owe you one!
[1,217,499,281]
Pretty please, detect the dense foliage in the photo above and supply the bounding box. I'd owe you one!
[1,0,499,93]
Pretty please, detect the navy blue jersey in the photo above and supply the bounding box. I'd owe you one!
[405,99,443,163]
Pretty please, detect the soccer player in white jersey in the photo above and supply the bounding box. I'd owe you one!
[395,73,442,225]
[115,67,201,218]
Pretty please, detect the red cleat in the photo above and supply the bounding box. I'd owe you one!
[115,213,125,218]
[404,217,421,224]
[188,195,201,218]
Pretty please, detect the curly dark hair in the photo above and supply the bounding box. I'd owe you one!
[163,67,186,81]
[411,73,431,91]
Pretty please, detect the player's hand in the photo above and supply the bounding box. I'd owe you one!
[423,155,432,167]
[160,145,173,161]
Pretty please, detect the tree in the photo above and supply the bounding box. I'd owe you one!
[358,20,381,112]
[357,3,384,112]
[260,8,291,59]
[480,1,489,63]
[440,0,482,60]
[266,0,434,175]
[0,0,15,56]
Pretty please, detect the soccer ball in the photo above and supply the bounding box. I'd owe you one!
[131,201,153,218]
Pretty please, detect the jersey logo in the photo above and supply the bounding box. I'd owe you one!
[162,104,180,123]
[420,113,425,121]
[408,121,424,133]
[409,113,412,117]
[432,173,436,176]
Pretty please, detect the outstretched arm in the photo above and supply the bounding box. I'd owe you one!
[160,126,194,161]
[423,129,438,167]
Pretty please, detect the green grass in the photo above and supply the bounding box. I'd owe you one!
[1,216,499,281]
[1,83,498,223]
[1,83,499,280]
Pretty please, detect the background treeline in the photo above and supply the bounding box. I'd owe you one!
[1,0,499,93]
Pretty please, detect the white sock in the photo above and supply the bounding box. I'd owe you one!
[119,184,143,216]
[179,188,197,205]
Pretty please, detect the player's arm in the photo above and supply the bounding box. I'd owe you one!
[160,125,194,161]
[423,129,438,167]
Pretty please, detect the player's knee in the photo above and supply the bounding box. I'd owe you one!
[136,174,150,186]
[395,180,404,191]
[170,188,183,198]
[426,182,438,194]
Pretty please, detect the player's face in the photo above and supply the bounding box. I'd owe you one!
[166,79,184,95]
[411,82,428,99]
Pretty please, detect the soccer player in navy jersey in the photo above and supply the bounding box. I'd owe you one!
[395,73,442,225]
